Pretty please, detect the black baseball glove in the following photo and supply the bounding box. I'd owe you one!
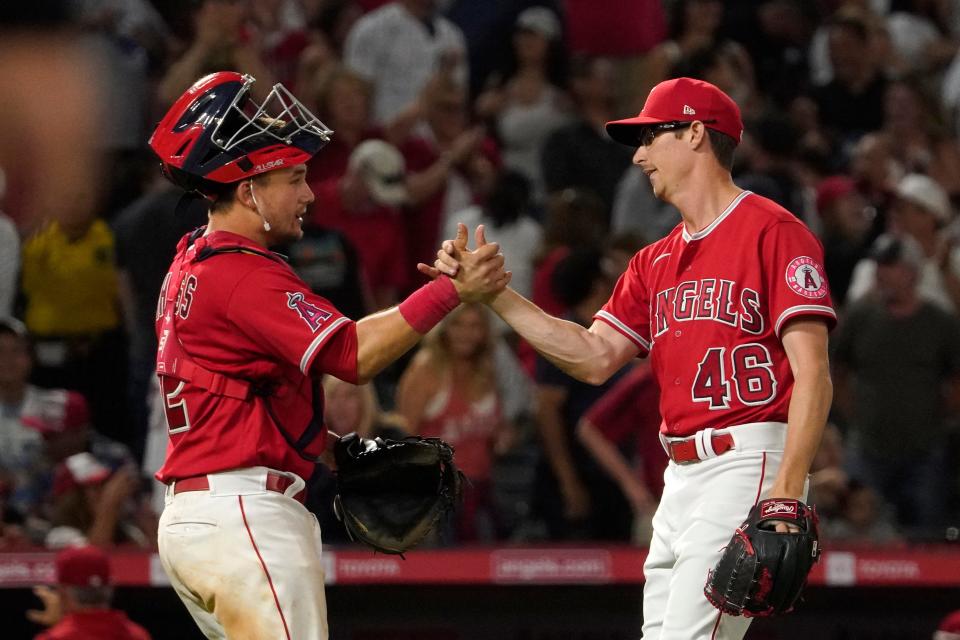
[704,498,821,617]
[333,433,463,555]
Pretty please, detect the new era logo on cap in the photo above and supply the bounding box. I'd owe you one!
[605,77,744,147]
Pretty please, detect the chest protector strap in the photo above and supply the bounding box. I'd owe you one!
[156,232,325,462]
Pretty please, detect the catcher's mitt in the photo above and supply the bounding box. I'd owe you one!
[333,433,463,555]
[704,498,821,617]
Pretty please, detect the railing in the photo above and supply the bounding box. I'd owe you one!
[2,544,959,588]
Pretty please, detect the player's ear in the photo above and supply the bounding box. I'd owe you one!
[688,121,708,150]
[236,179,256,210]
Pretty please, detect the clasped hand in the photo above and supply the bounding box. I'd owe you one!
[418,223,511,303]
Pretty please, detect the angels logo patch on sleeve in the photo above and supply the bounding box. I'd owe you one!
[286,291,333,332]
[785,257,828,299]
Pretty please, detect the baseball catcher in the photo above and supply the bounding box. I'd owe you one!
[333,433,463,555]
[705,498,821,617]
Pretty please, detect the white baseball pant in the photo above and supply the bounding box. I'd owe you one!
[641,422,807,640]
[158,467,328,640]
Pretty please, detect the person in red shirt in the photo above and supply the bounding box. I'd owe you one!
[397,304,509,542]
[430,78,835,639]
[311,139,412,308]
[576,362,666,518]
[148,72,508,640]
[28,545,151,640]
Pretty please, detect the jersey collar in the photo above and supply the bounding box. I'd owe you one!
[681,190,752,242]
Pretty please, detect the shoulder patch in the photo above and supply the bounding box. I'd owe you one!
[286,292,333,332]
[785,257,828,299]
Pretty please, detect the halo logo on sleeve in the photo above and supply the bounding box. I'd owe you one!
[287,292,333,332]
[785,257,828,299]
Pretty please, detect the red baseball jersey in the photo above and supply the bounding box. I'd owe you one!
[154,230,356,482]
[35,610,151,640]
[596,191,836,437]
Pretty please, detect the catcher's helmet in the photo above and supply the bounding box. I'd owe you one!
[149,71,332,197]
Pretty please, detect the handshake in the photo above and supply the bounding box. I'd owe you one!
[417,223,512,304]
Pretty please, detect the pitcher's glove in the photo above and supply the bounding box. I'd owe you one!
[704,498,821,617]
[333,433,463,555]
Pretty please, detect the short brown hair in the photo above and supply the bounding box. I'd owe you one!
[671,126,736,170]
[707,128,737,171]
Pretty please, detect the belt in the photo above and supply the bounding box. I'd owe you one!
[172,472,304,503]
[665,430,735,464]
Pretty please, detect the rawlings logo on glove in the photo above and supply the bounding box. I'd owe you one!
[704,498,820,617]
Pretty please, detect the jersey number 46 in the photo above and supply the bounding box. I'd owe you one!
[692,344,777,410]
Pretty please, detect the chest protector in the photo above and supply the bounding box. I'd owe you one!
[156,230,326,462]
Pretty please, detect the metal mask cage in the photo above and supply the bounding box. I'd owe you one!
[211,75,332,153]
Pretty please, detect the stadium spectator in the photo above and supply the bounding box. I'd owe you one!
[611,164,680,243]
[820,479,904,545]
[474,7,573,204]
[322,375,406,440]
[311,140,412,308]
[815,175,873,305]
[0,318,45,519]
[833,234,960,535]
[113,174,208,459]
[20,202,127,444]
[735,115,807,216]
[809,423,850,522]
[881,76,960,197]
[306,375,407,545]
[157,0,273,106]
[246,0,310,88]
[19,390,143,544]
[668,42,765,123]
[848,131,901,238]
[44,452,154,550]
[645,0,761,114]
[562,0,666,114]
[286,214,370,322]
[399,73,499,270]
[397,304,512,542]
[304,65,381,185]
[847,173,960,312]
[532,188,608,319]
[27,545,151,639]
[344,0,468,124]
[812,12,889,141]
[443,170,542,300]
[936,610,960,640]
[576,361,665,545]
[541,56,633,217]
[531,248,630,541]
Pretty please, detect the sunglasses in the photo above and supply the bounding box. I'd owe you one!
[638,120,716,147]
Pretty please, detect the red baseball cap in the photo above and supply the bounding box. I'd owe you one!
[56,545,110,587]
[21,390,90,437]
[51,452,112,497]
[606,77,744,146]
[815,175,858,213]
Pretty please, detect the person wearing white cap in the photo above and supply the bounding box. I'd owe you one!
[474,6,573,205]
[310,140,412,309]
[846,173,960,312]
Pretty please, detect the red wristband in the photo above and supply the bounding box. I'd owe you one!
[398,277,460,334]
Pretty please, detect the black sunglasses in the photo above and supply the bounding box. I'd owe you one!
[638,120,716,147]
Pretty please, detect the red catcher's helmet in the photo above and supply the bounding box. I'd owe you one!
[149,71,332,197]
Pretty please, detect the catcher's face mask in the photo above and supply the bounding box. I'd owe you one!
[150,71,332,193]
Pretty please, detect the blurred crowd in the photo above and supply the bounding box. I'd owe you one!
[1,0,960,556]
